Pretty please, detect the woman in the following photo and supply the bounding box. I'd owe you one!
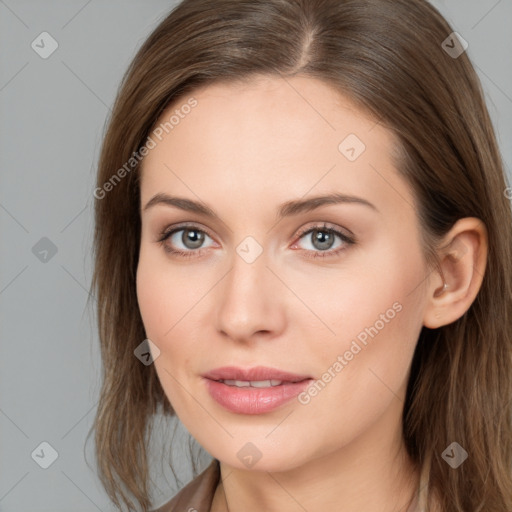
[89,0,512,511]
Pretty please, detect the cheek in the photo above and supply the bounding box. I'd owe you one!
[289,259,425,452]
[136,250,212,382]
[136,262,167,341]
[305,250,419,330]
[136,247,196,341]
[300,242,426,387]
[136,255,196,406]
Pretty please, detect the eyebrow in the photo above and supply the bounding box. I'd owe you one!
[142,192,378,219]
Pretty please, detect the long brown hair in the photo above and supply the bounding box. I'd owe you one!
[88,0,512,510]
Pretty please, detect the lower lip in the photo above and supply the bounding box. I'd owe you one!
[203,378,313,414]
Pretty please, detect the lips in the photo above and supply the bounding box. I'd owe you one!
[201,365,312,383]
[202,366,314,414]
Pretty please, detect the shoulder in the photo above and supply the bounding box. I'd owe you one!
[151,459,220,512]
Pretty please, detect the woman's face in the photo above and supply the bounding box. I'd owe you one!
[136,75,432,472]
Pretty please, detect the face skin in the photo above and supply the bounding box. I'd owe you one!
[136,75,487,512]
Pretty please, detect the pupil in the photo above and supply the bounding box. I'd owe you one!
[313,229,333,250]
[183,229,204,249]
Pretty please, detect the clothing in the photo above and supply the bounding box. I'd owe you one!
[151,458,421,512]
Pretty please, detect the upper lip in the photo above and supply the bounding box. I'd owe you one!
[202,366,312,382]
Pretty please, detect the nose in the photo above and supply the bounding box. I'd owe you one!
[214,246,286,344]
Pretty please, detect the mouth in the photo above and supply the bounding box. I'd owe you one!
[202,365,312,383]
[215,378,304,387]
[201,366,314,414]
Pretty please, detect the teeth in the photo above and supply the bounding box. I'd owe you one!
[221,379,283,387]
[223,379,250,387]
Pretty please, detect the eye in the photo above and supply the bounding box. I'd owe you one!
[291,223,356,259]
[156,222,356,259]
[157,223,216,258]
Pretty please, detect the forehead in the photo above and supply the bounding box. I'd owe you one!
[139,75,415,219]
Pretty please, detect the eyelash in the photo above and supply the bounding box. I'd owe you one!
[156,222,356,260]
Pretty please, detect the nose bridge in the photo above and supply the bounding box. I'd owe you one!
[215,235,282,340]
[225,236,270,311]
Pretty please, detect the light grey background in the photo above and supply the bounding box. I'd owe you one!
[1,1,511,511]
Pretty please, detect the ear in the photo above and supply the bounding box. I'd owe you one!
[423,217,488,329]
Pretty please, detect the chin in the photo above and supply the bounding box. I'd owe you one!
[211,443,313,474]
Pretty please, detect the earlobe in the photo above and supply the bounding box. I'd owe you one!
[422,217,488,329]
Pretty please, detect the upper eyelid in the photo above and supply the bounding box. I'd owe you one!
[160,222,215,240]
[295,222,351,238]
